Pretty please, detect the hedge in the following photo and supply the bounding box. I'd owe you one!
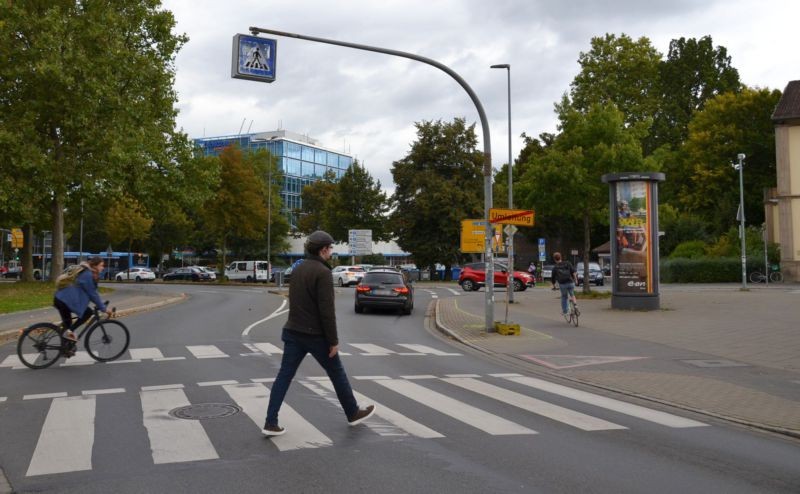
[659,257,741,283]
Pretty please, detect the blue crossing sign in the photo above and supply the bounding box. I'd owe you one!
[231,34,277,83]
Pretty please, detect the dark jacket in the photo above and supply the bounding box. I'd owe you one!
[551,261,575,284]
[54,267,106,315]
[284,254,338,345]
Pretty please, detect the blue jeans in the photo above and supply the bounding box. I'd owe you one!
[265,329,359,427]
[559,282,576,314]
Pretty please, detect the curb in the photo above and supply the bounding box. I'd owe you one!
[431,300,800,440]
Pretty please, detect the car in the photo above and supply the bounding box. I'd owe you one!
[457,261,535,292]
[368,265,400,272]
[541,264,554,281]
[162,267,211,282]
[576,262,604,286]
[282,259,304,283]
[115,267,156,282]
[331,265,366,287]
[191,266,217,281]
[355,269,414,315]
[355,264,374,272]
[224,260,269,282]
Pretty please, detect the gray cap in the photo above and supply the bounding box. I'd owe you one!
[305,230,334,252]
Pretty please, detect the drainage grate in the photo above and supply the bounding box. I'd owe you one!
[169,403,242,420]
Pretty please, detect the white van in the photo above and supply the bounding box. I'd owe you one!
[225,260,270,282]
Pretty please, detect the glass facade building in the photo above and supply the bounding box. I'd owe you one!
[193,130,353,228]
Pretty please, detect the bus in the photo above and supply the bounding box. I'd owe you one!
[27,251,150,280]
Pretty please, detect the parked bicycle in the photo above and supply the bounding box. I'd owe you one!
[16,301,130,369]
[749,268,783,283]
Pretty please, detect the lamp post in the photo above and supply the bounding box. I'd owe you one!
[79,198,84,262]
[491,63,513,304]
[733,153,746,289]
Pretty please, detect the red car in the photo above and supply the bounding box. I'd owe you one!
[458,262,535,292]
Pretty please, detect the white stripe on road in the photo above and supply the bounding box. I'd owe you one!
[446,288,461,296]
[314,381,443,439]
[27,396,96,476]
[186,345,228,359]
[253,342,283,356]
[82,388,126,396]
[60,351,95,366]
[140,388,218,464]
[198,380,239,387]
[0,397,5,402]
[399,375,437,380]
[223,383,332,451]
[503,376,708,428]
[23,392,69,400]
[129,348,165,360]
[397,344,461,356]
[0,355,24,368]
[141,384,184,391]
[422,289,438,299]
[443,378,626,431]
[349,343,397,356]
[375,379,536,436]
[242,300,288,336]
[153,356,185,362]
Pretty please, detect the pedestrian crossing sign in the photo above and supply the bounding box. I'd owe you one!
[232,34,277,83]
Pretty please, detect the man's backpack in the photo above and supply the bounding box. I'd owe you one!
[55,265,86,290]
[553,262,573,284]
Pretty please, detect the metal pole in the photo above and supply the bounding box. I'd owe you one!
[79,198,84,262]
[736,153,746,289]
[763,223,769,286]
[250,26,495,331]
[491,63,513,305]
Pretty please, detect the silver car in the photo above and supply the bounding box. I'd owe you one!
[331,266,365,287]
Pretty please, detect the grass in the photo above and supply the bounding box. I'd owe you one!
[575,290,612,300]
[0,282,112,314]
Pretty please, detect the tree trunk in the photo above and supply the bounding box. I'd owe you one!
[51,195,65,281]
[221,236,227,280]
[583,210,591,294]
[22,224,34,282]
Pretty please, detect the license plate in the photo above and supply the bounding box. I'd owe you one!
[373,289,392,296]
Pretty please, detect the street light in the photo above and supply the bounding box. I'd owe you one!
[733,153,746,289]
[490,63,513,305]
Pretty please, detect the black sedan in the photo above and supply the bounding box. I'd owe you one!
[162,267,211,282]
[354,269,413,315]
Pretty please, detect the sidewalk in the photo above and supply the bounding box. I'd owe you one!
[433,284,800,438]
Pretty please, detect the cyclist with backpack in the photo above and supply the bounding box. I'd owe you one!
[53,256,112,342]
[551,252,578,317]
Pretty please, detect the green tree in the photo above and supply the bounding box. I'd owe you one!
[327,161,390,243]
[298,169,339,234]
[106,195,154,278]
[390,118,483,278]
[0,2,188,280]
[678,88,780,236]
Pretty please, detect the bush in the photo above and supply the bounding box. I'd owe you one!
[669,240,707,259]
[660,257,740,283]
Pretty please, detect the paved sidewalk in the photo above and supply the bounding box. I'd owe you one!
[434,284,800,438]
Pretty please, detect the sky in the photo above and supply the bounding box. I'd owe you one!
[163,0,800,195]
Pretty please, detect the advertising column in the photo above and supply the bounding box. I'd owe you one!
[601,172,665,310]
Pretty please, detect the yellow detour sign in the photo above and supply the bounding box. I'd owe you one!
[10,228,23,248]
[489,208,535,226]
[460,219,503,254]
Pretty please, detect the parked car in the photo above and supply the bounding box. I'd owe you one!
[541,264,554,282]
[162,267,211,282]
[576,262,604,286]
[331,265,366,287]
[189,266,217,281]
[457,262,535,292]
[115,267,156,282]
[355,268,414,315]
[368,265,400,272]
[224,260,269,282]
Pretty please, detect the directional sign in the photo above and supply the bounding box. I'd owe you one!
[460,220,501,254]
[489,208,535,227]
[231,34,277,83]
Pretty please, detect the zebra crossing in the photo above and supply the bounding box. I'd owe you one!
[2,372,708,477]
[0,342,463,370]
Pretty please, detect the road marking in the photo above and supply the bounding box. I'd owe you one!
[23,392,69,400]
[27,396,96,476]
[198,380,239,387]
[353,375,392,380]
[446,288,461,296]
[0,355,27,369]
[242,299,288,336]
[250,377,276,383]
[311,380,444,439]
[502,376,708,428]
[443,377,626,431]
[422,289,438,299]
[60,351,95,366]
[399,375,438,380]
[375,379,536,436]
[397,344,461,356]
[350,343,396,356]
[445,374,481,378]
[253,342,283,356]
[519,354,647,370]
[140,388,218,464]
[129,348,165,360]
[82,388,126,396]
[223,383,332,451]
[0,397,6,402]
[107,359,141,364]
[186,345,228,359]
[153,356,185,362]
[141,384,184,391]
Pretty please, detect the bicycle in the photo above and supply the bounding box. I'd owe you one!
[749,268,783,283]
[565,298,580,327]
[16,302,130,370]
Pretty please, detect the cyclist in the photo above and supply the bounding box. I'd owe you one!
[53,256,112,342]
[551,252,578,317]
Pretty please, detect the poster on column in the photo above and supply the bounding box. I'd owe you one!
[615,181,652,293]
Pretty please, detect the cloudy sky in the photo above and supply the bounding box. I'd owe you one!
[163,0,799,194]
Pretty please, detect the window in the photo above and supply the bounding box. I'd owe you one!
[237,263,247,270]
[286,142,301,159]
[327,153,339,167]
[301,145,314,162]
[285,158,301,176]
[314,149,327,164]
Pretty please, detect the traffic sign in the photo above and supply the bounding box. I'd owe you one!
[460,220,501,254]
[489,208,534,226]
[503,225,518,236]
[348,229,372,256]
[231,34,277,83]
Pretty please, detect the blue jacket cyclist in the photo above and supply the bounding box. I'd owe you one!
[53,256,112,341]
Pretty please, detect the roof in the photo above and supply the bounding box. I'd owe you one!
[772,80,800,124]
[592,240,611,254]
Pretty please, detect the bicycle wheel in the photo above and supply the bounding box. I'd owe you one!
[749,271,764,283]
[17,323,63,369]
[770,271,783,283]
[572,305,580,327]
[84,320,130,362]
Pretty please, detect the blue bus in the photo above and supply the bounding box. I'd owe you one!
[30,251,150,280]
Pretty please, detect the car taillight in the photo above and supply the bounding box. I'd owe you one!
[356,286,371,293]
[393,287,409,294]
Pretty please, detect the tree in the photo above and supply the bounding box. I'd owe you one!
[0,2,188,280]
[327,161,390,243]
[202,146,268,271]
[298,169,339,234]
[677,88,780,236]
[106,195,154,279]
[390,118,484,278]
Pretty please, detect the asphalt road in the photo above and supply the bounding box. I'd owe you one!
[0,283,798,493]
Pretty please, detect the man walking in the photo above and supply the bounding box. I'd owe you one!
[263,231,375,436]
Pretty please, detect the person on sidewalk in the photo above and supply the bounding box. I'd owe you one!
[53,256,112,343]
[262,230,375,436]
[551,252,577,316]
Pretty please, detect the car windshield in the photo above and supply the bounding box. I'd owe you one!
[350,267,365,272]
[363,273,404,284]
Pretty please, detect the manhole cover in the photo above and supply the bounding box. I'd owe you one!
[169,403,241,420]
